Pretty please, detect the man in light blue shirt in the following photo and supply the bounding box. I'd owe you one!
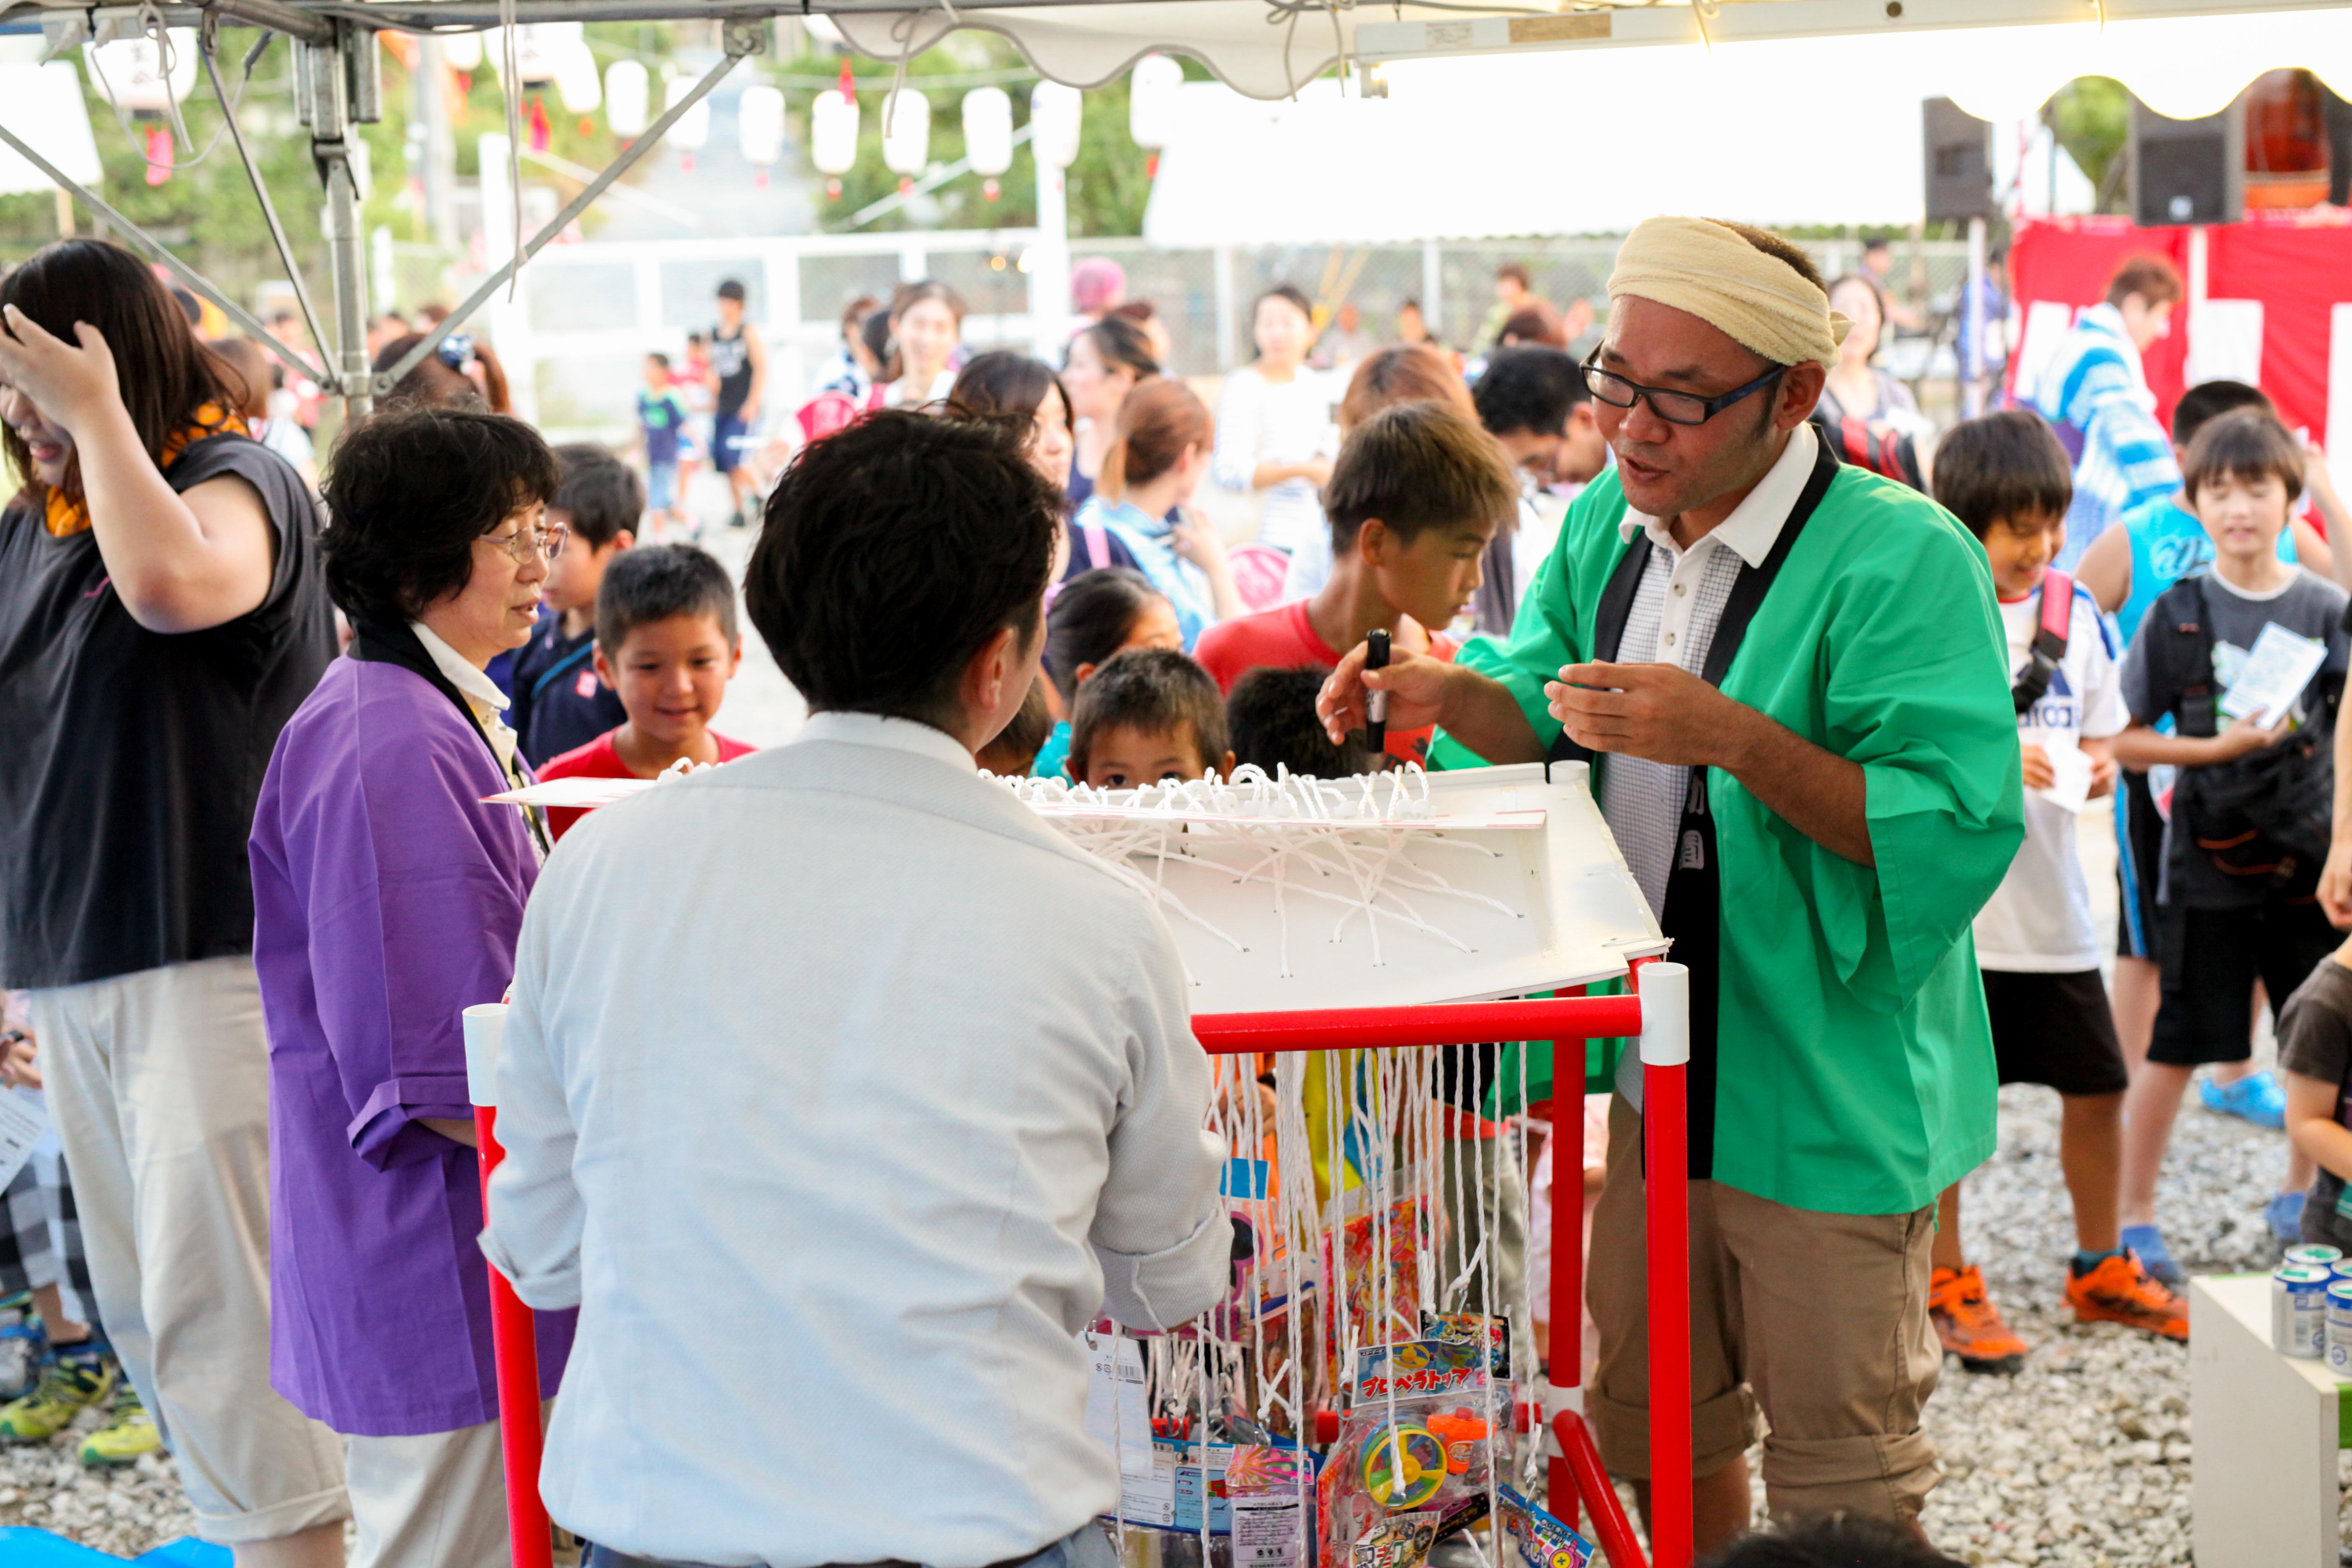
[484,411,1231,1568]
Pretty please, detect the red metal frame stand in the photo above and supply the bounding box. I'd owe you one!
[464,1006,557,1568]
[465,968,1695,1568]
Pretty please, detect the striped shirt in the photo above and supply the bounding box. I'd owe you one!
[2030,303,2180,570]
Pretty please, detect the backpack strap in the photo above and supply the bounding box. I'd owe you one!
[1083,520,1112,572]
[2012,570,2076,713]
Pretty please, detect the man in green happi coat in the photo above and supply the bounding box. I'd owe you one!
[1319,216,2023,1547]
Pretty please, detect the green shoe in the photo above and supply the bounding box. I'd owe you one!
[79,1378,159,1467]
[0,1344,113,1442]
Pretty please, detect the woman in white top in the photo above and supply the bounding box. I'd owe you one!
[874,280,964,409]
[1212,285,1337,560]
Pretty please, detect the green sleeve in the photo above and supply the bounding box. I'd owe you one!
[1802,504,2024,1013]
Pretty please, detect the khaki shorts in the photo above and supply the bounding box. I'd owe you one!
[1586,1095,1942,1524]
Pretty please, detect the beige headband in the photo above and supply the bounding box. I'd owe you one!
[1607,215,1850,371]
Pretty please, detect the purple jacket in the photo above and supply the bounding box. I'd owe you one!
[250,654,573,1436]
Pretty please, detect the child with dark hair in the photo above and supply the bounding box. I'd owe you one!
[1033,567,1182,780]
[2116,406,2351,1276]
[2080,381,2342,1140]
[637,354,691,539]
[536,544,753,840]
[1227,665,1370,778]
[1922,410,2182,1369]
[1196,400,1516,765]
[1068,647,1235,789]
[975,677,1054,777]
[482,407,1227,1565]
[1697,1514,1966,1568]
[510,445,641,768]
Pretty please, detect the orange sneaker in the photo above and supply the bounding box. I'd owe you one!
[1930,1265,2029,1373]
[2066,1251,2188,1342]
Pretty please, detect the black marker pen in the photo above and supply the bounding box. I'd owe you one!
[1365,628,1391,756]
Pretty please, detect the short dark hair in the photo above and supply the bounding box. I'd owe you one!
[1069,315,1161,382]
[1713,219,1827,296]
[2183,407,2305,503]
[373,332,513,415]
[1255,284,1314,325]
[1496,261,1531,287]
[976,675,1053,777]
[1046,567,1168,705]
[1228,665,1370,778]
[745,410,1057,725]
[947,351,1072,431]
[0,240,244,508]
[1068,648,1228,781]
[552,444,645,550]
[2172,378,2272,446]
[321,405,560,627]
[1930,409,2073,539]
[1473,346,1586,437]
[716,278,747,303]
[647,350,671,370]
[595,543,738,658]
[2107,253,2183,309]
[1499,302,1567,347]
[1325,400,1518,552]
[1697,1514,1965,1568]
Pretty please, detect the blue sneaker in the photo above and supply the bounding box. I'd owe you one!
[2201,1069,2288,1130]
[2120,1224,2184,1286]
[2268,1189,2308,1246]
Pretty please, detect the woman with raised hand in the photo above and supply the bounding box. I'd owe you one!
[0,238,347,1563]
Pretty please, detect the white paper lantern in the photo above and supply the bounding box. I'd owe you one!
[880,88,930,175]
[738,83,785,166]
[84,31,198,113]
[962,86,1013,176]
[664,75,710,152]
[482,23,572,86]
[604,60,649,137]
[810,88,859,175]
[1029,80,1082,170]
[554,41,601,115]
[1127,54,1184,150]
[440,31,483,72]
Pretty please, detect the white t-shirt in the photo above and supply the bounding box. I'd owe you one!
[1973,578,2128,972]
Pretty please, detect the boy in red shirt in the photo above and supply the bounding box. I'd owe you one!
[1194,401,1516,766]
[539,545,756,838]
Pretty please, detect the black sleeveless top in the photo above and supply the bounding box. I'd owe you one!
[0,434,335,987]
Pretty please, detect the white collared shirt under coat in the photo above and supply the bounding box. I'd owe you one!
[480,712,1231,1567]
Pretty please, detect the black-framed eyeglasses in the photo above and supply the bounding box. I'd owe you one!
[1581,353,1788,428]
[479,518,567,564]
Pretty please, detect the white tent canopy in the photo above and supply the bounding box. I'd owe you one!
[1139,26,2111,245]
[0,57,99,197]
[833,0,2352,106]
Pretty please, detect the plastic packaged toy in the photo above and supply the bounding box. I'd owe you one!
[1498,1485,1594,1568]
[1321,1340,1511,1559]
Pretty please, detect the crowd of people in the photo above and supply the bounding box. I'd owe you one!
[1,213,2350,1568]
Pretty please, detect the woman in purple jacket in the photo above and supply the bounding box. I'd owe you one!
[248,405,573,1568]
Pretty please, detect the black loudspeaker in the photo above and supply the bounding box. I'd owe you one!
[2131,96,2243,225]
[1924,97,1994,223]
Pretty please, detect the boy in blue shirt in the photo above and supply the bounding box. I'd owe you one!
[510,446,640,768]
[637,353,691,539]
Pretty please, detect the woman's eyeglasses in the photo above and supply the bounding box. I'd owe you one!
[479,519,567,564]
[1581,354,1788,428]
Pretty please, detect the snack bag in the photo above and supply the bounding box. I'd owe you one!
[1498,1485,1595,1568]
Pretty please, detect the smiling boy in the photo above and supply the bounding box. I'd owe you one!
[535,545,754,840]
[1193,400,1517,765]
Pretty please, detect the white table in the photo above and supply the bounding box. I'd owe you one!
[2190,1273,2345,1566]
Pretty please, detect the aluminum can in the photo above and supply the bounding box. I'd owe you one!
[2276,1264,2332,1357]
[2287,1244,2344,1270]
[2328,1281,2352,1373]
